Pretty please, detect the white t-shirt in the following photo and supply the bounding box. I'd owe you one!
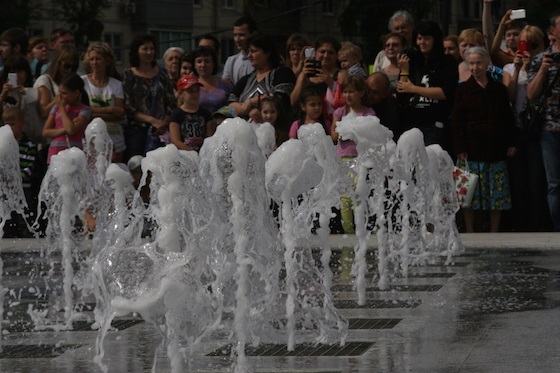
[503,63,528,115]
[82,75,124,136]
[33,74,58,96]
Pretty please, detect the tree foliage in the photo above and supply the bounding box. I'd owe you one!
[0,0,41,32]
[50,0,112,47]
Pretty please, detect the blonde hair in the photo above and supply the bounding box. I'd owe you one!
[338,41,363,61]
[83,41,117,75]
[520,25,545,55]
[458,28,484,46]
[2,106,24,123]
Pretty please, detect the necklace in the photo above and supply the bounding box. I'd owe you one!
[90,74,107,87]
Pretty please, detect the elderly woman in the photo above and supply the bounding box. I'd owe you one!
[163,46,184,86]
[228,34,295,122]
[452,46,517,232]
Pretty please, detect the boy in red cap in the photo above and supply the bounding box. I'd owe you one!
[169,74,214,151]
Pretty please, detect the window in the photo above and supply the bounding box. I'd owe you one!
[152,31,191,53]
[220,0,234,9]
[104,32,124,63]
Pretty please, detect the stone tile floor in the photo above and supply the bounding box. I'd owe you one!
[1,233,560,373]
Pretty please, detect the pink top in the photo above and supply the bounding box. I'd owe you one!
[47,103,91,164]
[289,118,332,139]
[333,106,375,158]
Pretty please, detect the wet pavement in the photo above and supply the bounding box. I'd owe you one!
[1,233,560,373]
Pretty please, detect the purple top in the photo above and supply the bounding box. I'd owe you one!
[199,80,233,114]
[333,106,376,158]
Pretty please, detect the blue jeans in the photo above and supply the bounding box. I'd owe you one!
[540,131,560,231]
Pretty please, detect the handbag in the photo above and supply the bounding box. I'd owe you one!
[453,161,478,208]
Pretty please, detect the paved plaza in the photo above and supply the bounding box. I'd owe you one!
[1,233,560,373]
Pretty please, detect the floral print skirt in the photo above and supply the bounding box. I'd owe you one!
[466,160,512,210]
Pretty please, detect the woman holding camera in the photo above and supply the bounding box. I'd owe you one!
[228,34,295,122]
[290,35,341,122]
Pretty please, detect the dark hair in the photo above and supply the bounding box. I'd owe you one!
[314,35,341,54]
[260,95,289,146]
[50,28,73,43]
[129,34,158,67]
[247,34,282,68]
[298,86,324,124]
[285,33,310,68]
[60,73,90,106]
[415,21,444,57]
[2,54,32,87]
[197,34,220,52]
[46,45,79,84]
[234,16,258,34]
[0,27,29,55]
[192,46,218,76]
[341,75,368,109]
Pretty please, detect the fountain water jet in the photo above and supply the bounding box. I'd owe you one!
[0,125,27,352]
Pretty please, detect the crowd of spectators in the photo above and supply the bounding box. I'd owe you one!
[1,4,559,236]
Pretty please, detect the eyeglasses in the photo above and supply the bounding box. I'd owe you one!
[385,43,401,48]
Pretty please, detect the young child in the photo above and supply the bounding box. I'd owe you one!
[2,106,37,237]
[289,87,331,139]
[338,42,367,78]
[331,75,375,234]
[169,74,213,152]
[212,105,236,126]
[42,73,91,164]
[259,95,290,147]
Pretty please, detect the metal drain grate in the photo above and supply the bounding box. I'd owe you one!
[409,272,456,278]
[426,261,470,267]
[72,319,144,331]
[207,341,373,357]
[334,299,421,309]
[331,284,443,292]
[348,318,401,329]
[0,344,81,359]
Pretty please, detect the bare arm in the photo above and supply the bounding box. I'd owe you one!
[37,85,55,119]
[490,9,514,68]
[482,0,495,51]
[527,55,550,100]
[169,121,192,151]
[42,113,66,138]
[90,97,125,122]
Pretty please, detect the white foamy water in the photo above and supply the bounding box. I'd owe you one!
[0,125,27,352]
[14,115,463,371]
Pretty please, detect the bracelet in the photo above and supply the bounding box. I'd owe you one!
[399,72,409,76]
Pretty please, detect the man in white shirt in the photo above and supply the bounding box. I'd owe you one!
[372,10,415,72]
[222,16,258,85]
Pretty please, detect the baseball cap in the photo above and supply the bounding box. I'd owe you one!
[212,106,236,119]
[176,74,202,91]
